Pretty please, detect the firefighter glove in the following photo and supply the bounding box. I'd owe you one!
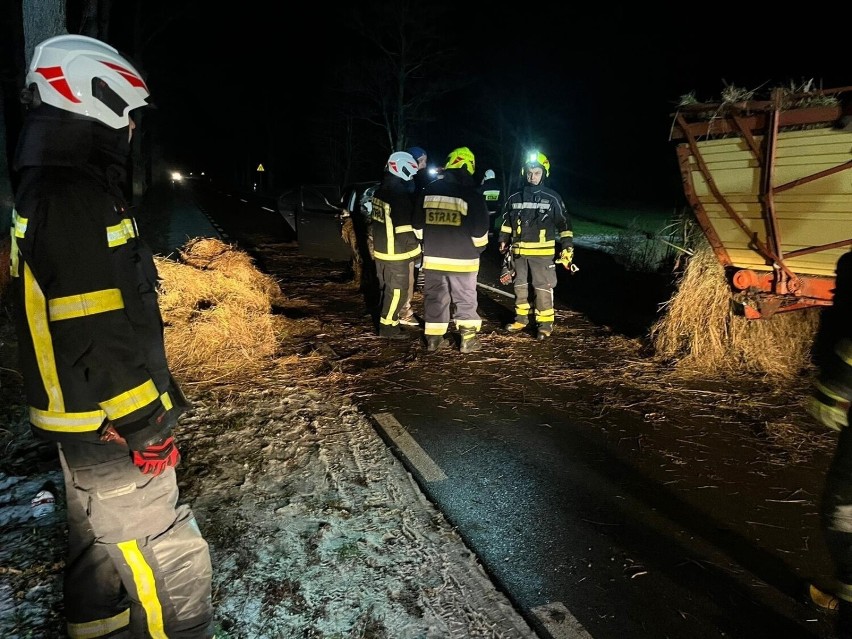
[807,383,850,432]
[132,436,181,476]
[555,247,574,269]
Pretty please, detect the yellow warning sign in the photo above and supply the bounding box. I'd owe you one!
[256,164,265,172]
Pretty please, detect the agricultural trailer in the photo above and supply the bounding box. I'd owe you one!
[670,86,852,319]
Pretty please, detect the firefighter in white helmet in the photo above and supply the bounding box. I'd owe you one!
[369,151,422,339]
[11,35,213,637]
[498,151,574,340]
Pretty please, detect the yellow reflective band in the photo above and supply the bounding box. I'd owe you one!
[67,608,130,638]
[421,256,479,272]
[483,190,500,201]
[561,230,574,238]
[424,321,449,336]
[837,339,852,366]
[373,246,421,261]
[517,248,555,256]
[161,391,173,411]
[29,406,105,432]
[49,288,125,321]
[816,380,849,403]
[500,224,511,233]
[516,240,555,249]
[24,263,64,411]
[100,379,160,420]
[472,233,489,248]
[12,209,27,238]
[106,219,137,247]
[837,581,852,604]
[395,224,414,233]
[379,288,402,326]
[117,540,167,639]
[423,195,468,215]
[10,210,25,277]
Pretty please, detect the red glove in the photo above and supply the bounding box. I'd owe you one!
[132,437,181,476]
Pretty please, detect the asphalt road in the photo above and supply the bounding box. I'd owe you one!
[147,178,837,639]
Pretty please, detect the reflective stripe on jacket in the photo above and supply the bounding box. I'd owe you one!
[498,184,573,257]
[11,166,179,443]
[413,169,490,273]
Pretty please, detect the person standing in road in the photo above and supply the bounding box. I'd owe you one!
[407,146,430,192]
[413,146,490,353]
[498,151,574,340]
[9,35,214,638]
[479,168,502,236]
[370,151,422,339]
[808,249,852,637]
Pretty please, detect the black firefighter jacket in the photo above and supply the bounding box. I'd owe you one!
[11,166,187,449]
[413,168,490,273]
[369,174,422,262]
[498,183,573,258]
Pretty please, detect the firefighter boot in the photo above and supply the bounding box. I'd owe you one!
[537,323,553,340]
[379,325,409,340]
[504,319,528,333]
[459,327,482,353]
[424,334,447,352]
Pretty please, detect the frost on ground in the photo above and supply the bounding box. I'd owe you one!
[0,374,538,639]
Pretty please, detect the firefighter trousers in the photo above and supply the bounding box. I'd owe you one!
[422,270,481,336]
[375,258,413,328]
[59,439,213,638]
[512,256,557,327]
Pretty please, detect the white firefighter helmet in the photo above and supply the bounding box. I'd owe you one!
[26,34,150,129]
[387,151,419,181]
[484,169,496,181]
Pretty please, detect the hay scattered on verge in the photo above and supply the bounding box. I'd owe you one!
[155,237,286,386]
[650,241,821,380]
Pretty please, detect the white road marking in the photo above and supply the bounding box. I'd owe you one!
[372,413,447,482]
[531,601,594,639]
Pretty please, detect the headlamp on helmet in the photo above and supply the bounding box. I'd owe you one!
[445,146,476,176]
[522,150,550,178]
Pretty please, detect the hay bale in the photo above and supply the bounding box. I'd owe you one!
[155,238,286,386]
[650,241,821,380]
[178,237,284,304]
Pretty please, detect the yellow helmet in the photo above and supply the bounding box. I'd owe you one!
[445,146,476,176]
[522,151,550,177]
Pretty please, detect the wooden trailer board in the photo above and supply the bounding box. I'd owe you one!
[670,86,852,318]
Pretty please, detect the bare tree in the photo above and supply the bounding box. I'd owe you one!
[335,1,469,156]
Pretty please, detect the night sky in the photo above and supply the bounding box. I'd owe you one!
[107,2,852,207]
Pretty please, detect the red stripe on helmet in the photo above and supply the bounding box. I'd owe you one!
[35,67,81,103]
[100,61,149,91]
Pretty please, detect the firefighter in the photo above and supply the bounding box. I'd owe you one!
[809,249,852,637]
[479,168,502,235]
[10,35,213,637]
[413,146,490,353]
[498,151,574,340]
[370,151,422,339]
